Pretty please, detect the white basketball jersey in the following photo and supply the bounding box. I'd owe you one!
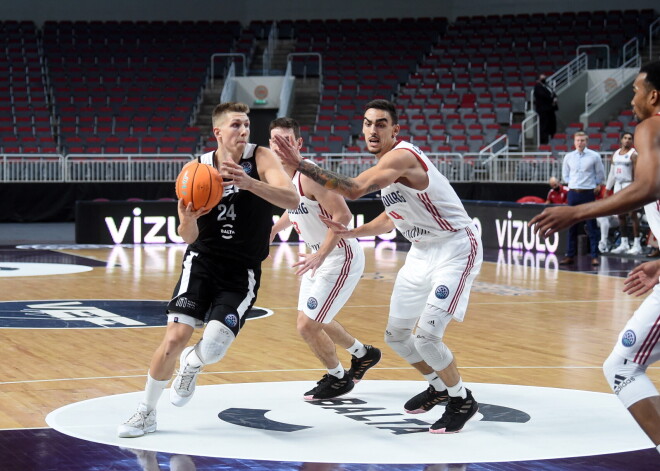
[287,165,351,253]
[611,148,635,184]
[645,200,660,242]
[380,140,473,243]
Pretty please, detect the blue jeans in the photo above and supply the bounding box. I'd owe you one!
[566,190,599,258]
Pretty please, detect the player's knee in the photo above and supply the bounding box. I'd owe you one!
[161,324,192,357]
[414,328,454,371]
[296,311,322,340]
[384,324,423,364]
[197,319,235,365]
[603,351,658,408]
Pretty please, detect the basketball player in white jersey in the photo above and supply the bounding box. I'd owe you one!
[605,132,641,254]
[274,99,483,434]
[531,61,660,453]
[117,103,299,438]
[268,117,381,400]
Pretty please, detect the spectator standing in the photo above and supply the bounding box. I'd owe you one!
[534,73,558,145]
[559,131,605,266]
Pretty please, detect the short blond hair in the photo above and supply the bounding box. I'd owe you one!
[573,131,588,139]
[212,102,250,128]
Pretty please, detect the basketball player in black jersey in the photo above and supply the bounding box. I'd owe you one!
[118,102,299,438]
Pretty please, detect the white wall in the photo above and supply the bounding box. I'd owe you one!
[0,0,656,25]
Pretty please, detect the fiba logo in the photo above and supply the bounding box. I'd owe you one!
[242,162,253,174]
[435,285,450,299]
[307,297,318,309]
[224,313,239,328]
[621,330,636,347]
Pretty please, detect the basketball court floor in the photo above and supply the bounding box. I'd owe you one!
[1,227,659,470]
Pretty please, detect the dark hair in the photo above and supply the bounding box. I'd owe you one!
[269,117,301,139]
[640,61,660,91]
[364,99,398,124]
[620,131,633,140]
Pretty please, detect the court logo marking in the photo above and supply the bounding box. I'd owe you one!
[0,300,272,329]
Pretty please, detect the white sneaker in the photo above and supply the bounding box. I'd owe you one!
[610,243,630,254]
[117,404,156,438]
[598,240,609,253]
[170,346,201,407]
[627,244,643,255]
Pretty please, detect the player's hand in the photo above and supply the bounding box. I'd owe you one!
[529,206,578,238]
[220,159,254,190]
[320,216,354,238]
[177,198,211,220]
[272,134,303,168]
[623,260,660,297]
[293,252,325,277]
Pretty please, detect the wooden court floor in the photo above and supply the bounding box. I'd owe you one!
[0,242,657,431]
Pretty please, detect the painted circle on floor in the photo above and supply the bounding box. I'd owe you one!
[0,262,92,277]
[46,380,653,464]
[0,299,273,329]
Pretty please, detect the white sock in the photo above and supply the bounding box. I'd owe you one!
[424,372,447,392]
[447,379,467,399]
[347,339,366,358]
[143,372,170,411]
[634,237,641,246]
[328,362,344,379]
[185,345,204,368]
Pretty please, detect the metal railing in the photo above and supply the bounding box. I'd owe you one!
[650,17,660,62]
[521,113,540,153]
[576,44,611,68]
[64,154,193,182]
[584,49,641,114]
[262,22,278,75]
[547,53,588,94]
[287,52,323,89]
[2,151,616,185]
[210,53,247,82]
[277,61,295,118]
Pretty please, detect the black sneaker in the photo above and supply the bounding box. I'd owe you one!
[348,345,382,383]
[404,385,449,414]
[429,389,479,434]
[303,372,354,400]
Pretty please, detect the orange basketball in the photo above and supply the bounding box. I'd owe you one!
[175,161,224,211]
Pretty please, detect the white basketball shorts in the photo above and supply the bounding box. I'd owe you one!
[390,224,482,322]
[298,240,365,324]
[613,283,660,366]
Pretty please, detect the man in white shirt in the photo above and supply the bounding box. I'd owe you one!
[559,131,606,266]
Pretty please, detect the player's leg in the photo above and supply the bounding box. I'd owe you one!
[612,214,631,253]
[118,250,208,438]
[627,210,643,254]
[597,216,610,253]
[298,246,375,398]
[417,225,482,433]
[170,264,260,406]
[603,286,660,449]
[386,245,449,412]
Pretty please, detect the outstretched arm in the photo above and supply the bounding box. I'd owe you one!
[530,120,660,237]
[272,134,406,200]
[321,211,395,239]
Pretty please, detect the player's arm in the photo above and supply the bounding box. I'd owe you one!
[273,134,410,200]
[531,120,660,236]
[292,176,356,276]
[270,211,291,243]
[176,199,210,244]
[222,147,299,209]
[605,163,615,192]
[305,175,353,259]
[322,211,395,239]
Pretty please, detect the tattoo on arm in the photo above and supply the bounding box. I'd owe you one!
[297,160,379,194]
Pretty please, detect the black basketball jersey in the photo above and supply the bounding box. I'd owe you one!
[189,144,273,268]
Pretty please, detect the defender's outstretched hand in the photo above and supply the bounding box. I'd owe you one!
[529,205,579,238]
[623,260,660,297]
[272,134,303,168]
[320,215,354,238]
